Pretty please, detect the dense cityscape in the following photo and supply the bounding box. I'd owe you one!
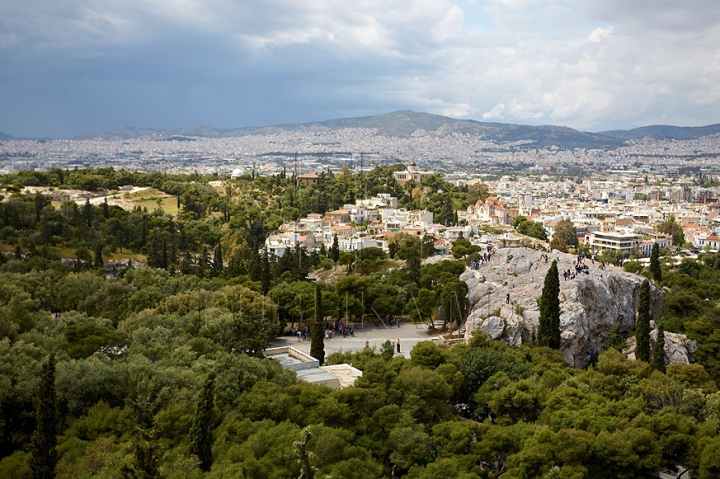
[2,127,720,177]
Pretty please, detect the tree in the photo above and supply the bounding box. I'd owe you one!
[93,241,104,269]
[548,236,568,253]
[516,220,548,241]
[29,354,58,479]
[310,284,325,366]
[189,374,215,472]
[294,427,315,479]
[657,215,684,246]
[227,308,277,356]
[553,219,578,248]
[652,323,666,373]
[650,243,662,282]
[260,249,271,295]
[607,323,626,352]
[538,260,561,349]
[212,243,223,277]
[636,279,651,362]
[466,183,490,205]
[329,234,340,262]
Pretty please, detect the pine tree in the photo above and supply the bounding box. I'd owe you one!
[189,374,215,472]
[652,323,666,373]
[329,235,340,262]
[635,279,652,362]
[94,242,104,269]
[538,260,561,349]
[650,243,662,282]
[30,354,58,479]
[310,284,325,365]
[212,243,223,277]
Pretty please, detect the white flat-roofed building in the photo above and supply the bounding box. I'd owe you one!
[585,231,642,254]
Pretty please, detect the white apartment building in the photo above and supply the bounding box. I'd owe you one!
[584,231,642,255]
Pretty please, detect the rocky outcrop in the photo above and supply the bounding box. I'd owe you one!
[462,247,680,368]
[625,325,698,365]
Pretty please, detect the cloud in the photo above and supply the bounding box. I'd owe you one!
[586,26,613,43]
[1,0,720,137]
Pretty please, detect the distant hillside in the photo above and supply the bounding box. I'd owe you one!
[74,111,626,149]
[74,126,164,140]
[245,110,623,148]
[600,123,720,141]
[0,130,13,140]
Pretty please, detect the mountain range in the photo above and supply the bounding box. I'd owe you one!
[48,111,720,149]
[0,130,13,140]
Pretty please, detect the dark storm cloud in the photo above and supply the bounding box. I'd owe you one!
[0,0,719,137]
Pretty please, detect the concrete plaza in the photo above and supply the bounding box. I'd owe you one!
[270,321,440,359]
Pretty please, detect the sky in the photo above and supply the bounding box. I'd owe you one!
[1,0,720,138]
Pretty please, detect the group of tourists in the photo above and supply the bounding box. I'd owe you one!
[561,252,608,280]
[324,322,355,339]
[469,251,493,271]
[293,321,355,341]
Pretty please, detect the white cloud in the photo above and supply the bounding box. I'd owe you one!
[2,0,720,134]
[586,26,613,43]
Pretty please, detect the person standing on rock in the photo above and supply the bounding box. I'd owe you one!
[506,293,510,304]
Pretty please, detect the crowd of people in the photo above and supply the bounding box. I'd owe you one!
[293,321,355,341]
[469,251,493,270]
[562,252,608,280]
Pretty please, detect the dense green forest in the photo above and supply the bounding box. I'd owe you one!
[1,167,720,478]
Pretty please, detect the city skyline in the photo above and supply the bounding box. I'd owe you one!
[2,1,720,138]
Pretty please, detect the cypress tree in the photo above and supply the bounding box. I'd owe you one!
[160,238,168,270]
[84,199,92,228]
[652,323,666,373]
[538,260,561,349]
[30,354,58,479]
[94,242,104,269]
[260,250,271,295]
[635,279,652,362]
[310,284,325,365]
[189,374,215,472]
[102,198,109,219]
[212,243,223,277]
[181,251,193,275]
[329,235,340,262]
[650,243,662,282]
[197,246,209,277]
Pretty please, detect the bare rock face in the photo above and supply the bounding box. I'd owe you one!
[625,328,698,364]
[478,316,505,340]
[463,247,677,368]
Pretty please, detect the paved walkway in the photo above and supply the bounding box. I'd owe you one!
[271,322,439,358]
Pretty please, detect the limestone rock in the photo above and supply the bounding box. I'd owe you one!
[626,329,698,364]
[463,247,678,368]
[476,315,505,340]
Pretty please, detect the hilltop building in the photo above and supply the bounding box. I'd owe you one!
[393,162,433,185]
